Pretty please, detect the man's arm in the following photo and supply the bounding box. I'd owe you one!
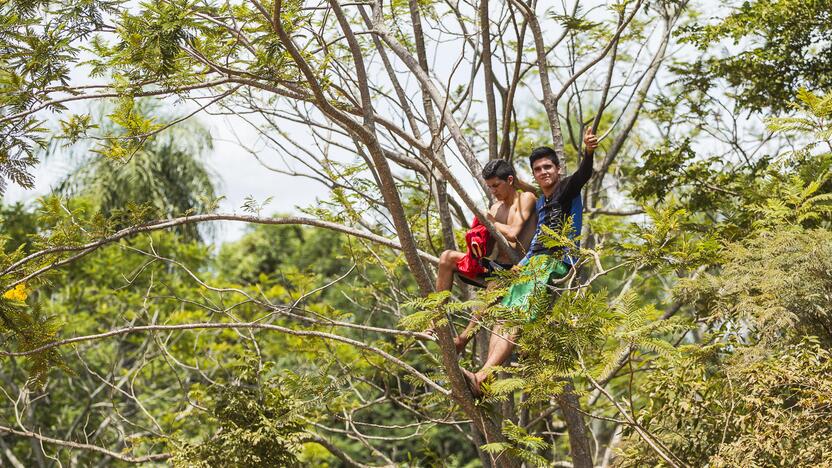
[559,127,599,202]
[487,192,537,242]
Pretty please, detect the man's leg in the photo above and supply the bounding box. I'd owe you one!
[462,323,517,397]
[454,281,498,353]
[460,258,568,397]
[427,250,466,337]
[436,249,465,291]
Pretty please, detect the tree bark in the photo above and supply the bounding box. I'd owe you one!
[406,0,460,252]
[557,381,593,468]
[479,0,499,160]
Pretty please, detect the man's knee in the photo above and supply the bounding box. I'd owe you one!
[439,250,459,270]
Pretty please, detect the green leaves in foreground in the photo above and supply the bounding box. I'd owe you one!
[173,360,318,467]
[519,289,687,403]
[400,291,451,332]
[619,339,832,467]
[482,420,547,467]
[0,293,69,389]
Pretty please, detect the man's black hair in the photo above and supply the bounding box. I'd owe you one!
[481,159,516,181]
[529,146,559,168]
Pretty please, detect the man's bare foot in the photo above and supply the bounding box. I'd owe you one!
[473,371,488,392]
[461,368,483,399]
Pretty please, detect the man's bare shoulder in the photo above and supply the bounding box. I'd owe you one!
[520,191,537,204]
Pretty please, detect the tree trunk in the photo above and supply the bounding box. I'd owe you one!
[558,380,593,468]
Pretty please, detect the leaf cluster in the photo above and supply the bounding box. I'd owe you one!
[173,359,315,467]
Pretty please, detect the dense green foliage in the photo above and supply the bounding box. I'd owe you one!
[1,0,831,466]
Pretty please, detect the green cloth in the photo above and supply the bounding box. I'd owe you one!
[501,255,569,321]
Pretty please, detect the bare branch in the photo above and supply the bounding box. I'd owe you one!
[0,424,170,464]
[2,214,439,292]
[0,322,447,394]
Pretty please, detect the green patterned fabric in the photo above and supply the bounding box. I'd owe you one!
[501,255,569,321]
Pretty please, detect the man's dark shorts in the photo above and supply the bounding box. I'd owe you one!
[457,258,514,288]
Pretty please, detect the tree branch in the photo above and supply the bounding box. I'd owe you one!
[0,322,448,394]
[2,214,439,293]
[0,425,169,464]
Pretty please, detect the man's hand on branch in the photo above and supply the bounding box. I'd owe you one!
[454,334,469,353]
[584,127,599,154]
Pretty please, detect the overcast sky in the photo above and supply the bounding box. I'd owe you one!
[4,99,326,244]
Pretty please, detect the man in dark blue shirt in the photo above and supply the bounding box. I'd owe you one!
[504,127,598,308]
[522,130,595,265]
[461,127,598,397]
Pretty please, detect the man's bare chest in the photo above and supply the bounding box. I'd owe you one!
[490,200,522,224]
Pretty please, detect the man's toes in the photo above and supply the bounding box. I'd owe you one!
[474,372,487,388]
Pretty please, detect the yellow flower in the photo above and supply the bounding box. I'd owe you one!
[2,283,28,302]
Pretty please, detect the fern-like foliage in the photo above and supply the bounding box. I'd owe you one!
[172,358,322,467]
[0,293,69,389]
[481,420,548,467]
[618,200,721,270]
[0,148,38,196]
[400,291,453,332]
[766,88,832,157]
[518,288,687,405]
[750,171,832,229]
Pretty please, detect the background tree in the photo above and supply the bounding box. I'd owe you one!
[679,0,832,113]
[55,100,217,239]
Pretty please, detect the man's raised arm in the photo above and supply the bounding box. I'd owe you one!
[560,127,599,201]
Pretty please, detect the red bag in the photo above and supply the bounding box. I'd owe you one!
[456,217,491,279]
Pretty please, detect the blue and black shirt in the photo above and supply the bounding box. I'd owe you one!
[521,150,594,266]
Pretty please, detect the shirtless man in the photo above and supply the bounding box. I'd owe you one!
[434,159,537,299]
[430,160,536,355]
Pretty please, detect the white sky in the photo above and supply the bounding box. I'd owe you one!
[4,98,323,244]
